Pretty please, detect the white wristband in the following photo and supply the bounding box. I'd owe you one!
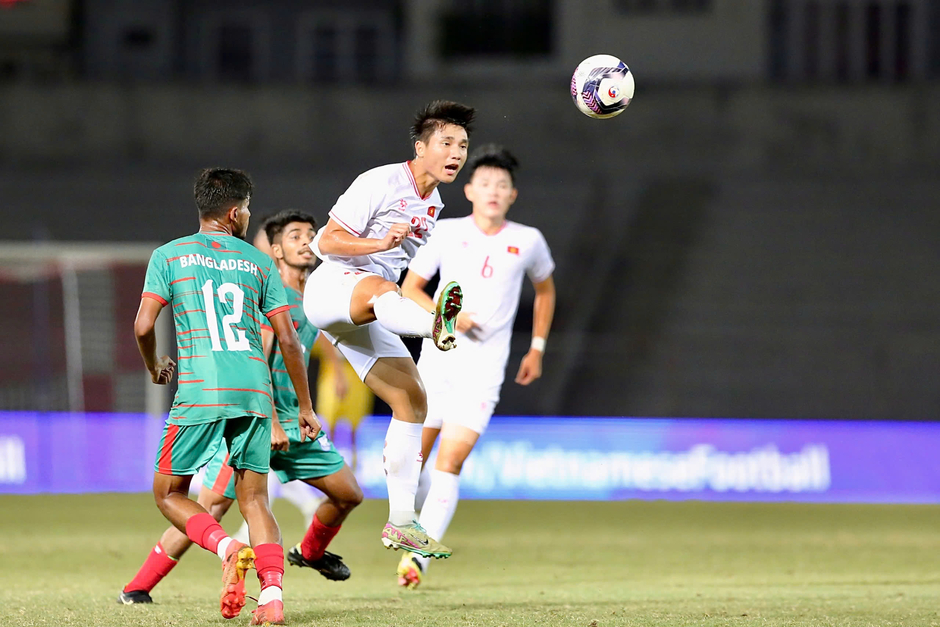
[530,337,546,353]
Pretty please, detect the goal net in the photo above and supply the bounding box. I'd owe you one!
[0,242,171,415]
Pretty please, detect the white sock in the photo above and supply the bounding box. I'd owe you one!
[216,537,233,560]
[414,464,432,512]
[232,520,250,545]
[372,291,433,338]
[258,585,282,605]
[384,419,424,525]
[416,469,460,571]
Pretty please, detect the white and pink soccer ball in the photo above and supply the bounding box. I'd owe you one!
[570,54,635,119]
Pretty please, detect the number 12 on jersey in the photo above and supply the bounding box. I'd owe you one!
[201,279,249,352]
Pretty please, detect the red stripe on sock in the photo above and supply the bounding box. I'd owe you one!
[123,543,178,594]
[301,514,341,562]
[157,424,179,474]
[185,512,228,555]
[253,543,284,590]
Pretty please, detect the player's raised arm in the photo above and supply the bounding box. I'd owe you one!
[317,217,411,257]
[515,274,556,385]
[268,309,321,441]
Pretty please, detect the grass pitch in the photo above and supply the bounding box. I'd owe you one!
[1,494,939,626]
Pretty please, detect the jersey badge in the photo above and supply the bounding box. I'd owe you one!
[427,206,436,217]
[507,246,520,255]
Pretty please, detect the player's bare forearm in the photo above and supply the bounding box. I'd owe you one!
[401,271,436,313]
[516,276,555,385]
[317,219,395,257]
[531,275,556,345]
[135,297,176,384]
[269,311,313,412]
[134,298,161,371]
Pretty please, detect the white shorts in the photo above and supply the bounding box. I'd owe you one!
[304,263,411,381]
[417,338,502,436]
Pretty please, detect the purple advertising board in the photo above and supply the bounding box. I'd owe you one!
[2,412,939,503]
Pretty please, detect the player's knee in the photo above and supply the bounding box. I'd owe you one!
[374,280,399,298]
[407,380,428,422]
[152,480,180,511]
[387,384,427,423]
[435,450,467,475]
[344,482,364,510]
[206,499,233,522]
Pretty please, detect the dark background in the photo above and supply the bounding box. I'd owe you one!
[0,0,937,420]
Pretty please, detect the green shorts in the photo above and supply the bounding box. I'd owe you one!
[154,416,271,476]
[203,429,346,499]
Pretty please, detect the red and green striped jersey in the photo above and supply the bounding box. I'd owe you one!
[266,285,319,430]
[142,232,289,425]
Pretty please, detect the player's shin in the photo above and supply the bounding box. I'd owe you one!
[185,512,233,558]
[301,514,342,561]
[254,543,284,603]
[372,291,434,338]
[124,543,179,594]
[414,464,432,511]
[416,470,460,570]
[384,419,424,525]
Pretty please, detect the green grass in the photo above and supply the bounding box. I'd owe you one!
[2,495,939,626]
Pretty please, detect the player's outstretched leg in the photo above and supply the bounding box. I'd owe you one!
[152,471,254,618]
[233,466,285,625]
[397,431,473,587]
[121,481,240,605]
[365,358,452,558]
[118,542,177,604]
[287,465,362,581]
[432,281,462,351]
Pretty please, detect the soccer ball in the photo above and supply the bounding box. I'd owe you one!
[570,54,634,119]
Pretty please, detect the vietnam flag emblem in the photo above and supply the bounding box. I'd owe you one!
[427,206,436,217]
[507,246,519,255]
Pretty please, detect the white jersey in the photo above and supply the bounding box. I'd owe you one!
[312,162,444,282]
[409,216,554,385]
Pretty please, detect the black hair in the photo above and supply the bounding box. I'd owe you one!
[263,209,318,246]
[465,144,520,184]
[193,168,253,219]
[410,100,476,145]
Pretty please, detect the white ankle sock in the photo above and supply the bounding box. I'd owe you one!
[372,291,433,338]
[414,464,432,512]
[416,469,460,571]
[216,537,233,560]
[384,419,424,526]
[258,586,282,605]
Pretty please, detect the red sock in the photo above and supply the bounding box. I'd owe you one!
[253,543,284,591]
[123,543,178,593]
[185,512,228,555]
[301,514,341,562]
